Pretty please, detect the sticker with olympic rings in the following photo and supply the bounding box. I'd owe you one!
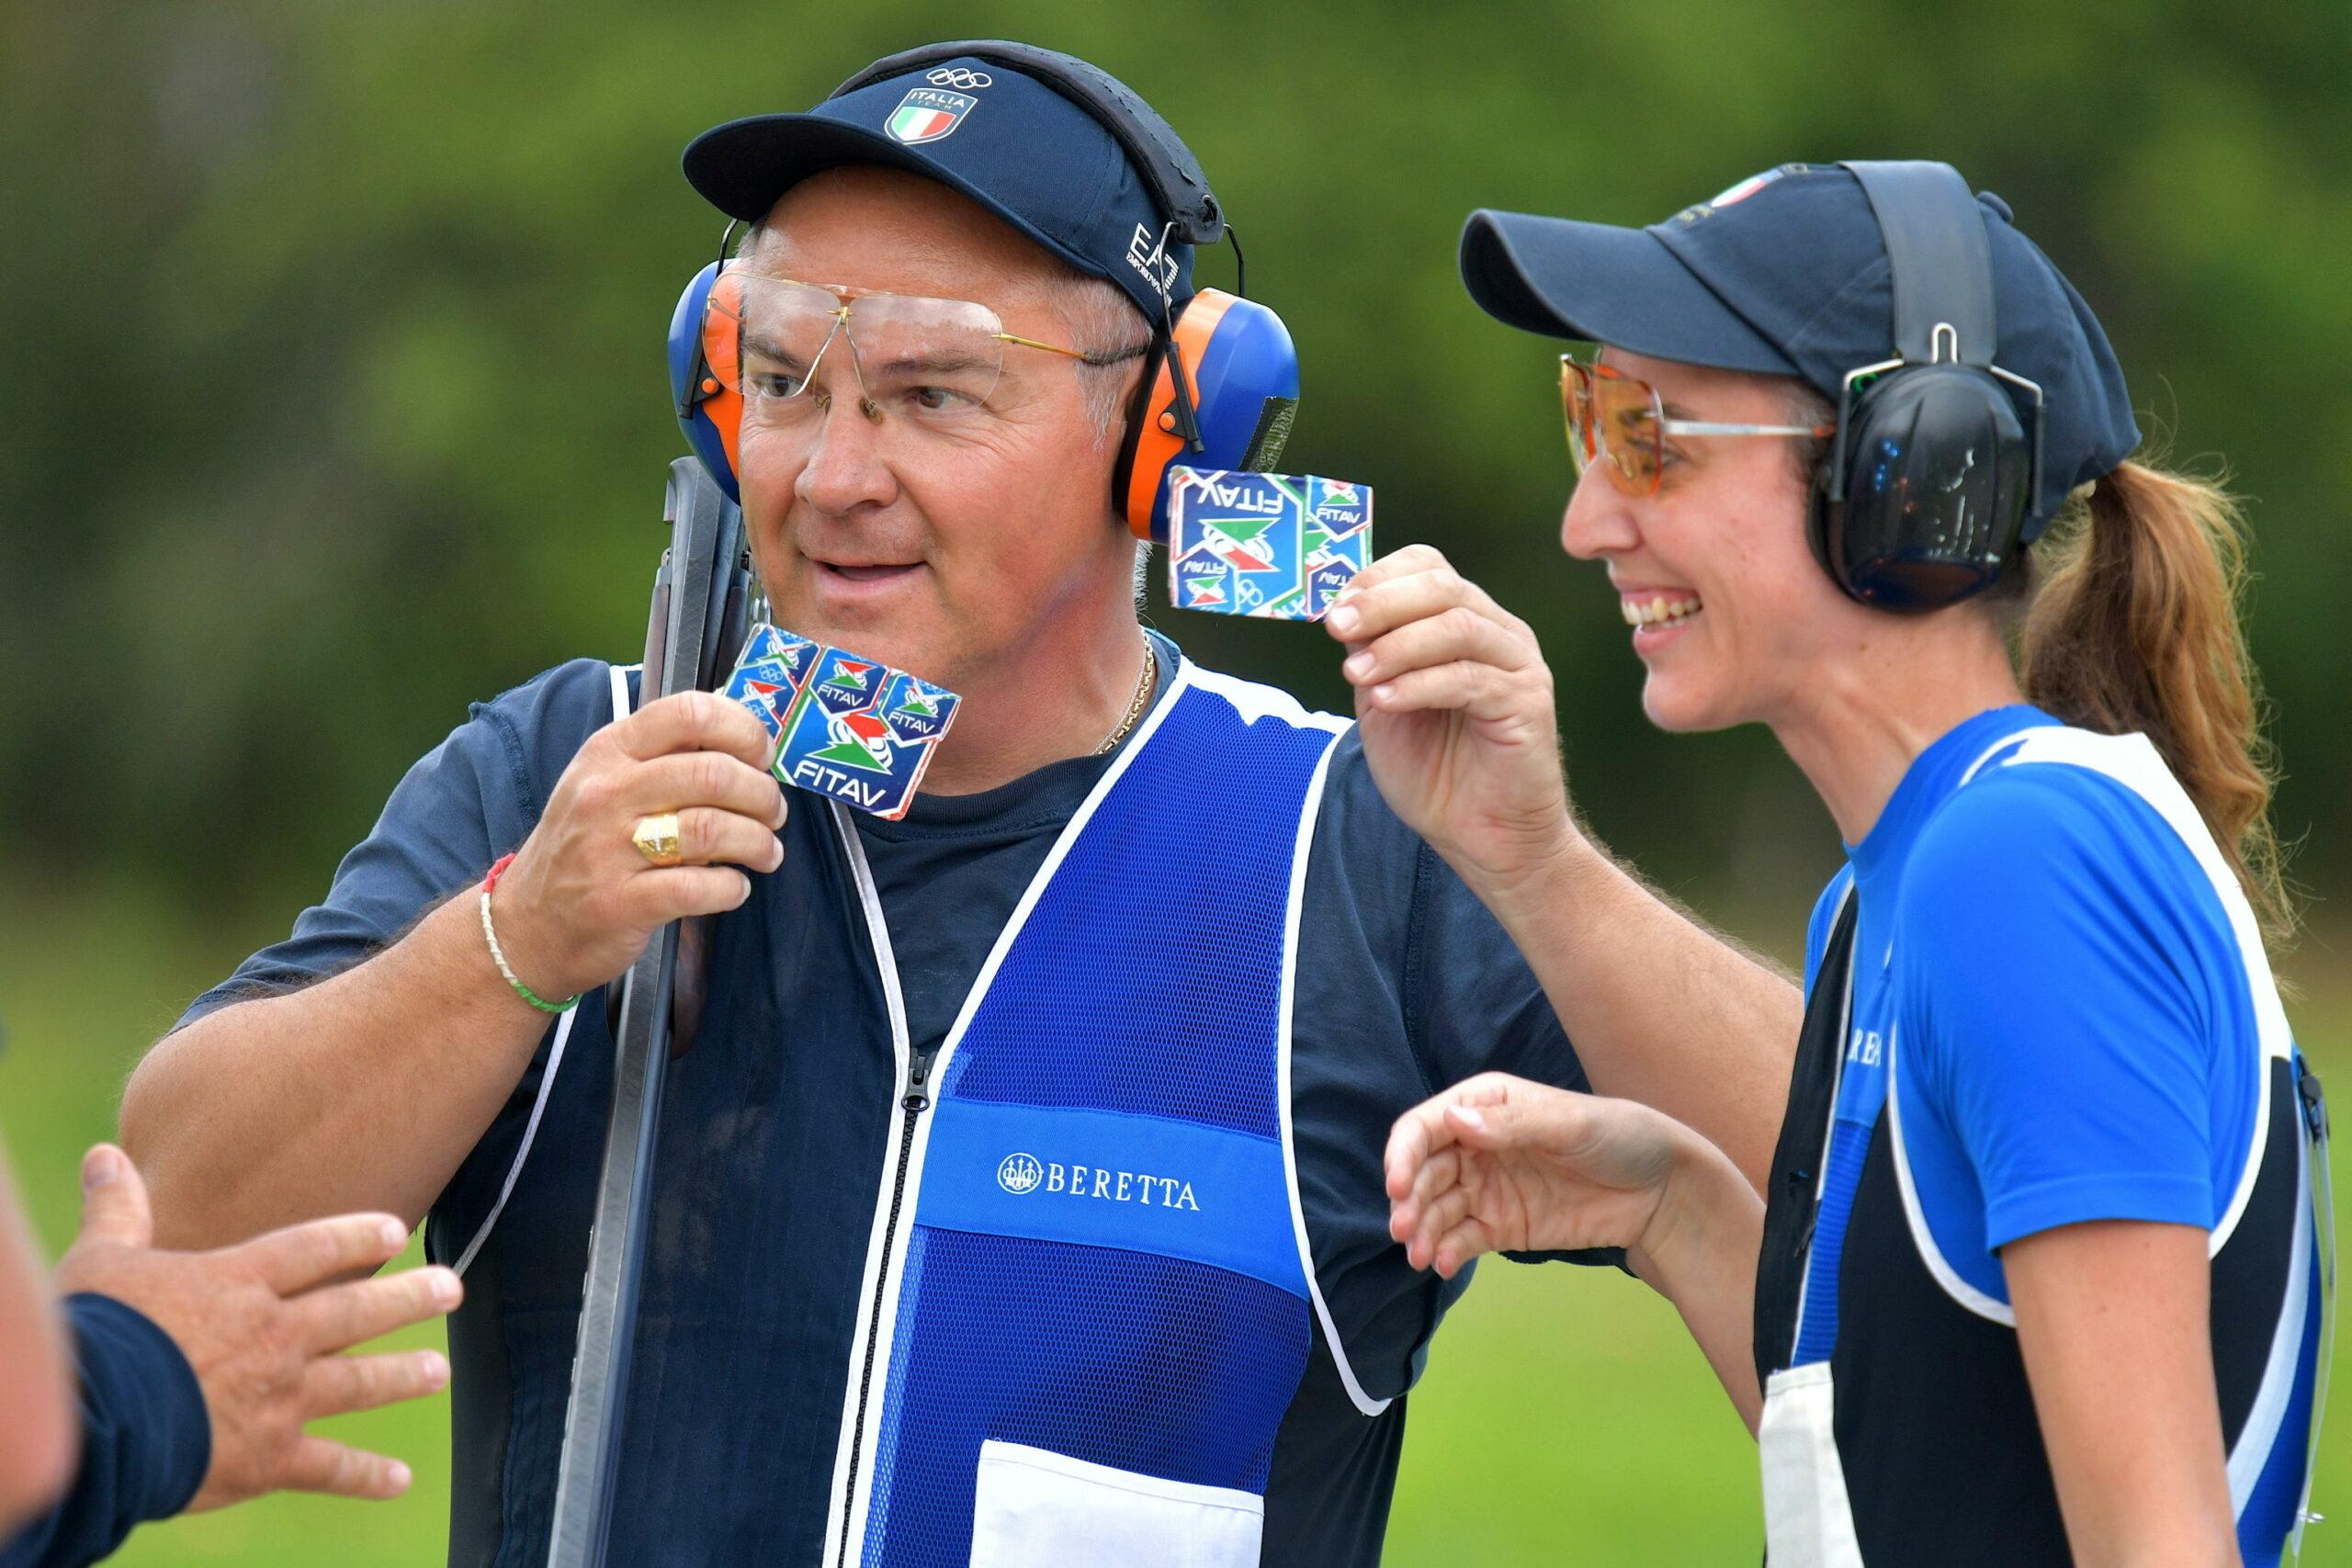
[1166,467,1374,622]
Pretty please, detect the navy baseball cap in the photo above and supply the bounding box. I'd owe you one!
[684,47,1194,321]
[1460,163,2140,536]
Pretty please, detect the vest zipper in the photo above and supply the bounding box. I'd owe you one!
[833,1043,935,1568]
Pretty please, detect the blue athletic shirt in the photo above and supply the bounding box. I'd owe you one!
[1801,704,2261,1319]
[1781,702,2312,1565]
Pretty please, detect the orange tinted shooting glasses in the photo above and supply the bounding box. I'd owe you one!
[1562,356,1834,497]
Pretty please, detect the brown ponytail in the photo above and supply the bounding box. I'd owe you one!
[2018,461,2294,943]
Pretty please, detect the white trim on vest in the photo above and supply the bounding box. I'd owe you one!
[1177,666,1382,1410]
[2228,1097,2315,1516]
[1182,664,1351,738]
[818,795,918,1568]
[1886,1024,2016,1327]
[449,661,637,1279]
[1274,733,1389,1416]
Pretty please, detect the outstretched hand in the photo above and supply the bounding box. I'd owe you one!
[53,1145,458,1510]
[1384,1074,1689,1279]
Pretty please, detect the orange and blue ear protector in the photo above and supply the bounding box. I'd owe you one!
[670,255,746,502]
[1116,283,1298,542]
[668,245,1300,533]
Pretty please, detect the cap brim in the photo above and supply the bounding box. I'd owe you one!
[684,114,1114,290]
[1460,209,1798,376]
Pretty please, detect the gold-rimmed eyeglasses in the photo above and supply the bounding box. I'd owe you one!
[701,269,1148,432]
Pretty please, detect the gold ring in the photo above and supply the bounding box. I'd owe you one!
[630,812,684,867]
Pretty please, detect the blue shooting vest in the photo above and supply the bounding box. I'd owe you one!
[824,663,1349,1568]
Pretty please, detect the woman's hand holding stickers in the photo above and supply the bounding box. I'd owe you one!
[1327,546,1581,901]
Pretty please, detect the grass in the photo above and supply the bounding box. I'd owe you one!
[1,882,2345,1564]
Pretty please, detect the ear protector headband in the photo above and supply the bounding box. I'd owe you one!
[1809,160,2046,613]
[669,42,1300,535]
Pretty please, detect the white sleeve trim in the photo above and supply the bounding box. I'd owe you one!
[450,661,637,1279]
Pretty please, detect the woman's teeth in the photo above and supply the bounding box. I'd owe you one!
[1621,594,1703,629]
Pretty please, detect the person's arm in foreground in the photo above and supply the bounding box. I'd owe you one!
[1385,1073,1764,1429]
[121,693,786,1249]
[1,1145,459,1568]
[2004,1221,2241,1568]
[0,1137,75,1538]
[1331,546,1801,1188]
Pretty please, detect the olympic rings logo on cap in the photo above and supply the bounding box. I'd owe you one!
[926,66,993,90]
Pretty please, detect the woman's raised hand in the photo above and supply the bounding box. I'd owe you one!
[1329,547,1580,899]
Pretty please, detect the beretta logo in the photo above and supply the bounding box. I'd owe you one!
[995,1150,1200,1210]
[996,1152,1043,1195]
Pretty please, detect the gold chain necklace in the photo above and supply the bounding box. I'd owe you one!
[1094,637,1157,755]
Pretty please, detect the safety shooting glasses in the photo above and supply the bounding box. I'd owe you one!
[702,268,1146,430]
[1562,355,1835,497]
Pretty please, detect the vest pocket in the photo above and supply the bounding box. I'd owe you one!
[969,1439,1264,1568]
[1758,1363,1866,1567]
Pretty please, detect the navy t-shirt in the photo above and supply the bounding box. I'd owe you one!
[179,636,1604,1565]
[0,1294,210,1568]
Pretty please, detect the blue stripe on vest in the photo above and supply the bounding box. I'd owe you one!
[1792,1115,1877,1365]
[855,675,1340,1568]
[915,1100,1308,1299]
[2239,1233,2324,1564]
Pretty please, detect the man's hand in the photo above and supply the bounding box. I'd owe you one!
[1327,546,1579,896]
[52,1145,459,1509]
[491,691,788,1004]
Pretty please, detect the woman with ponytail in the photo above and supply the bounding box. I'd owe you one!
[1337,162,2324,1564]
[2023,461,2292,942]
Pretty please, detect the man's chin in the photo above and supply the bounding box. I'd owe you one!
[763,588,955,682]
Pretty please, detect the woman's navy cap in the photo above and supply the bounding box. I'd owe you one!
[684,51,1193,321]
[1461,164,2140,536]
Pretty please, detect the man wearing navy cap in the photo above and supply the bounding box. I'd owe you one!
[122,46,1797,1565]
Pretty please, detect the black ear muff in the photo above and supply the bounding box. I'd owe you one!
[1812,363,2034,612]
[1818,161,2047,613]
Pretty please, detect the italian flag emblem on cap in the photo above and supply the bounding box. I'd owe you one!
[887,87,975,146]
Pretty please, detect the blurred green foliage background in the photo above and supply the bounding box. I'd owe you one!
[4,0,2349,1561]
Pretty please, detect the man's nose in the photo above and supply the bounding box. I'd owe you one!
[1561,471,1637,561]
[794,392,898,516]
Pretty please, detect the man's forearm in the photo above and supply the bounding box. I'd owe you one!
[121,892,558,1250]
[1482,835,1801,1192]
